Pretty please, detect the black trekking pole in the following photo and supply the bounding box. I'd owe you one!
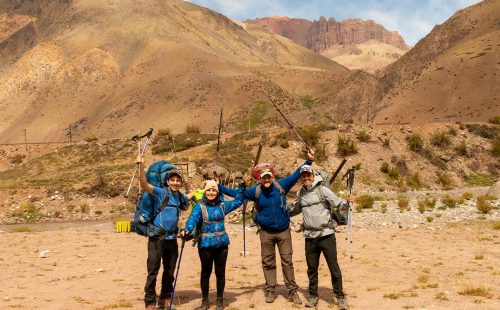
[125,128,153,198]
[261,90,312,151]
[343,166,355,261]
[241,142,262,257]
[169,237,186,310]
[216,105,223,153]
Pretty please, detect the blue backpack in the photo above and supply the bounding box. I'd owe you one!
[131,160,178,236]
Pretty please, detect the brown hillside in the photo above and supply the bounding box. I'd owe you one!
[375,0,500,123]
[0,0,352,143]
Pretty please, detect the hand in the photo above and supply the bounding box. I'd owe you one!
[242,174,252,187]
[306,148,315,161]
[136,155,144,165]
[347,195,355,203]
[177,229,188,238]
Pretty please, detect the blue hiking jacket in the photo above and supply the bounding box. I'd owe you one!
[219,160,312,232]
[150,186,189,240]
[183,187,244,248]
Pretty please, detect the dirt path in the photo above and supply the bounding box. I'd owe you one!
[1,220,498,310]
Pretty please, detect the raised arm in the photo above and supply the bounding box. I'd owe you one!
[136,155,154,195]
[221,187,245,214]
[219,183,256,201]
[278,149,314,193]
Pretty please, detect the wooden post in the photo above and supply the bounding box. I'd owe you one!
[24,128,28,151]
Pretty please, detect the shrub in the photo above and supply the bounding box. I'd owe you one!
[84,136,98,142]
[492,139,500,158]
[356,130,371,142]
[458,283,493,298]
[417,200,426,213]
[157,128,172,137]
[337,135,358,156]
[441,195,457,208]
[476,196,492,214]
[380,162,389,173]
[455,140,468,156]
[300,95,315,109]
[388,166,400,179]
[424,197,436,209]
[430,131,451,147]
[80,204,90,214]
[488,115,500,125]
[300,125,320,146]
[436,172,453,189]
[398,195,410,212]
[465,124,499,139]
[406,172,423,189]
[406,133,424,152]
[314,143,327,163]
[380,203,387,214]
[462,192,473,200]
[10,154,26,165]
[279,140,289,148]
[382,138,390,148]
[185,125,201,134]
[426,216,434,223]
[356,194,375,211]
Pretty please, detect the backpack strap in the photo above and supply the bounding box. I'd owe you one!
[151,190,171,220]
[198,202,226,237]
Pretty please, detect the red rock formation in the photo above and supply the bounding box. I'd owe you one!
[246,16,409,52]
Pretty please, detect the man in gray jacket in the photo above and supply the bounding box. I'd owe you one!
[289,165,354,310]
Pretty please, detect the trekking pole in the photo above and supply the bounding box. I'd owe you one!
[242,142,262,257]
[169,237,186,310]
[343,166,355,261]
[261,90,311,151]
[125,128,153,198]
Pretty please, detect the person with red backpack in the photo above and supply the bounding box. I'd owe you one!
[136,155,190,310]
[218,149,315,305]
[179,180,244,310]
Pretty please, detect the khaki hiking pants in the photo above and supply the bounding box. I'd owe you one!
[259,228,298,294]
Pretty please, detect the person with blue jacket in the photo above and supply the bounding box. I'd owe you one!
[137,155,190,310]
[180,180,244,310]
[218,149,315,305]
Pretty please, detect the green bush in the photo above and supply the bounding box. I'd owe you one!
[406,172,423,189]
[279,139,289,149]
[406,133,424,152]
[436,172,453,189]
[157,128,172,137]
[455,140,468,156]
[462,192,473,200]
[465,124,499,139]
[398,195,410,212]
[388,166,400,179]
[465,174,494,186]
[300,95,315,109]
[300,125,320,146]
[380,203,388,214]
[337,135,358,156]
[356,130,371,142]
[380,162,389,173]
[488,115,500,125]
[185,125,201,134]
[476,196,492,214]
[356,194,375,212]
[84,136,98,142]
[424,197,436,209]
[382,138,390,148]
[441,195,457,209]
[417,200,426,213]
[430,131,451,148]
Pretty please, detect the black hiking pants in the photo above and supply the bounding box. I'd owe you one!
[305,234,344,298]
[198,246,229,300]
[144,238,178,306]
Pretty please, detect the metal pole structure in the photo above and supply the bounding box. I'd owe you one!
[125,128,153,198]
[24,129,28,152]
[216,105,223,153]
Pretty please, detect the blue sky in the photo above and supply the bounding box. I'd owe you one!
[187,0,481,45]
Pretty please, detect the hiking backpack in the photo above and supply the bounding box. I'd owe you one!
[191,202,226,246]
[314,185,348,226]
[130,160,179,236]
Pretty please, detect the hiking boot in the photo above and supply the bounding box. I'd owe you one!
[196,299,209,310]
[157,298,175,310]
[145,304,158,310]
[337,297,348,310]
[265,291,277,303]
[215,297,224,310]
[305,296,318,308]
[288,291,302,305]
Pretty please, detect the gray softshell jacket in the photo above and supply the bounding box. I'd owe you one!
[289,175,347,239]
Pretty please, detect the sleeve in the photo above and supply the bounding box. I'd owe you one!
[322,186,347,209]
[183,203,202,234]
[221,187,245,214]
[151,186,166,201]
[278,160,313,193]
[219,183,255,201]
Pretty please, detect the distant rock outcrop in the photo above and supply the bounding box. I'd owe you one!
[246,16,409,52]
